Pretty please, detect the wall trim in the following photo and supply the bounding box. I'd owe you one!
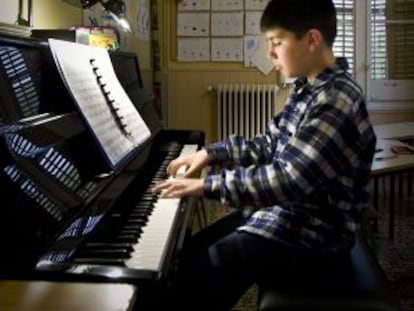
[367,101,414,111]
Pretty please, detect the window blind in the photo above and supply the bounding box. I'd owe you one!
[333,0,355,75]
[371,0,414,80]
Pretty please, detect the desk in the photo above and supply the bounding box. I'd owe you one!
[0,281,137,311]
[371,139,414,238]
[373,122,414,141]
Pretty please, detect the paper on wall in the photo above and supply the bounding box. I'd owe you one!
[251,36,274,75]
[177,12,210,36]
[211,12,244,36]
[244,35,259,67]
[178,38,210,62]
[245,35,273,75]
[136,0,150,41]
[178,0,210,11]
[212,38,243,62]
[211,0,243,11]
[245,11,262,35]
[245,0,271,10]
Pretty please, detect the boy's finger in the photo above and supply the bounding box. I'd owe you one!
[151,180,170,193]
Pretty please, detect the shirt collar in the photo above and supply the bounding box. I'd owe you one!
[293,57,349,92]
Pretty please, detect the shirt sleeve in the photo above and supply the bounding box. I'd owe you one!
[204,93,363,208]
[204,114,281,167]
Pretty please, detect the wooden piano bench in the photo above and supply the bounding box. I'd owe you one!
[257,232,403,311]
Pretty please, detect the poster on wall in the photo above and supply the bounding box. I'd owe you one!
[136,0,150,41]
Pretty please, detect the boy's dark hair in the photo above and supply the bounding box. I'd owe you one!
[261,0,337,47]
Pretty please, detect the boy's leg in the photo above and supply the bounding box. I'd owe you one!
[170,217,297,310]
[184,209,247,254]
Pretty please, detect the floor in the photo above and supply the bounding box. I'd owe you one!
[372,172,414,311]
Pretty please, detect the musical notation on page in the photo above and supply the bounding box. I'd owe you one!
[48,39,151,169]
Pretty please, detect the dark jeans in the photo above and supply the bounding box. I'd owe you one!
[166,211,298,311]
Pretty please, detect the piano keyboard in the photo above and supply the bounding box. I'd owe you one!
[124,144,198,271]
[73,144,199,273]
[175,144,199,178]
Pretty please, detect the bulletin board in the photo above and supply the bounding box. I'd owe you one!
[174,0,273,75]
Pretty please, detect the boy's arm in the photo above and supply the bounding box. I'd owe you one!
[205,115,281,167]
[204,97,372,207]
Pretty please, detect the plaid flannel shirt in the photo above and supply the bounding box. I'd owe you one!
[204,58,376,253]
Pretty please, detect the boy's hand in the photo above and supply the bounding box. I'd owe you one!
[167,149,210,178]
[152,178,204,198]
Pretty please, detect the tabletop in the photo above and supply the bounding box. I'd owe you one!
[0,280,137,311]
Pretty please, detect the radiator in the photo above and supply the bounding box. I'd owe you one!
[216,84,279,140]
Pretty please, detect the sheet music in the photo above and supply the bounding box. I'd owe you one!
[48,39,151,168]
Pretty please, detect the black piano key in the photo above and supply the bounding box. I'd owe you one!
[89,234,138,244]
[72,258,125,266]
[77,249,131,259]
[126,219,147,227]
[85,242,134,252]
[116,235,139,243]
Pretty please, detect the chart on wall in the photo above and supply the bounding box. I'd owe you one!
[176,0,274,75]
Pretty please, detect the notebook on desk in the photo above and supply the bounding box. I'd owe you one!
[375,148,397,160]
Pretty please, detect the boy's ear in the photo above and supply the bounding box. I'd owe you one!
[307,29,324,52]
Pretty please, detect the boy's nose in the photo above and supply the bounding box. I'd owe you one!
[268,49,277,60]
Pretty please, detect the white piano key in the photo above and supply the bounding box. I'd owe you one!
[124,144,198,272]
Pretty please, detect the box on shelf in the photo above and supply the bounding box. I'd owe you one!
[31,27,119,50]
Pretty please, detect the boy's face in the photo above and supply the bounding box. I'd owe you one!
[265,28,313,78]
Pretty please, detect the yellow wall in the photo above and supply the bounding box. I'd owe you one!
[158,1,281,144]
[83,1,153,87]
[0,0,80,29]
[1,0,152,88]
[0,1,19,25]
[33,0,82,29]
[120,0,152,89]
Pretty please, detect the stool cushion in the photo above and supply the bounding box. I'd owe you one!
[258,233,402,311]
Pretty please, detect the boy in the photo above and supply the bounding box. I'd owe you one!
[153,0,376,309]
